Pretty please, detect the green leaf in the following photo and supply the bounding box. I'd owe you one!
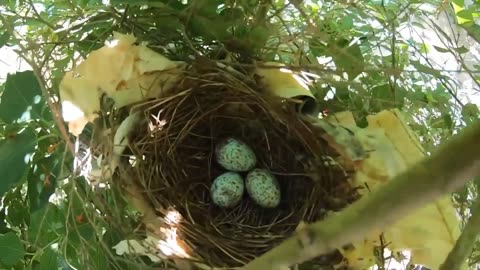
[28,203,65,246]
[443,113,453,129]
[309,39,327,57]
[331,83,350,101]
[88,244,108,269]
[456,9,475,24]
[454,45,469,54]
[419,43,429,54]
[410,60,446,79]
[38,248,59,270]
[0,31,10,48]
[28,151,62,212]
[1,0,16,10]
[339,16,353,30]
[0,232,25,266]
[189,15,227,41]
[65,238,107,269]
[394,86,406,109]
[0,128,36,197]
[248,26,269,51]
[0,210,12,234]
[5,198,28,227]
[452,0,474,24]
[432,45,450,53]
[152,16,182,34]
[220,7,244,23]
[461,103,480,123]
[328,38,365,80]
[0,71,44,123]
[370,84,395,112]
[461,23,480,43]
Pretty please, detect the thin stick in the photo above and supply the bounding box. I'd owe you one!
[244,120,480,270]
[440,199,480,270]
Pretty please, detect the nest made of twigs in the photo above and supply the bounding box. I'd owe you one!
[112,61,360,268]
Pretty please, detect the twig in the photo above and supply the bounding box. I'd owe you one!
[26,0,57,30]
[439,199,480,270]
[28,61,76,155]
[244,119,480,270]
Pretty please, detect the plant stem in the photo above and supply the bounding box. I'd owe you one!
[440,199,480,270]
[244,120,480,270]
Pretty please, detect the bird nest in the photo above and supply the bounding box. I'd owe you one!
[102,62,360,268]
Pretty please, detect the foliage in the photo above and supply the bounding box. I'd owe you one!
[0,0,479,269]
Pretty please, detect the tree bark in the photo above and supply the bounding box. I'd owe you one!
[244,120,480,270]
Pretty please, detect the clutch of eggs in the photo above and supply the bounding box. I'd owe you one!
[212,137,281,209]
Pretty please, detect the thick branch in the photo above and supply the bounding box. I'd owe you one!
[244,120,480,270]
[440,199,480,270]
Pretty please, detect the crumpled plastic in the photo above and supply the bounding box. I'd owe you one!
[330,110,462,270]
[59,32,184,135]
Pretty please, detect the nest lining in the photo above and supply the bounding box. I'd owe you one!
[111,63,359,268]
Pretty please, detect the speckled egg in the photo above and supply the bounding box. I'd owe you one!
[215,138,256,172]
[210,172,245,208]
[245,169,281,208]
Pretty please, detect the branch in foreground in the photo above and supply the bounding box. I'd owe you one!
[440,198,480,270]
[243,120,480,270]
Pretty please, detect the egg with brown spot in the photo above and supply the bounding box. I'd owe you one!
[245,169,281,208]
[210,172,245,208]
[215,138,256,172]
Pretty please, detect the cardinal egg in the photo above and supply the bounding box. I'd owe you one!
[215,138,256,172]
[245,169,281,208]
[210,172,245,208]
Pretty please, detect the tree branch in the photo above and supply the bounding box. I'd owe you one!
[244,120,480,270]
[440,198,480,270]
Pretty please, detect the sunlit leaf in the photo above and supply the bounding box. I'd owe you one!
[0,71,45,123]
[452,0,473,24]
[456,9,475,24]
[0,31,10,48]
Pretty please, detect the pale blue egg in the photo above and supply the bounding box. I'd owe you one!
[245,169,280,208]
[215,138,256,172]
[210,172,245,208]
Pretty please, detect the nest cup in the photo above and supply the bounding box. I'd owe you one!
[117,62,358,268]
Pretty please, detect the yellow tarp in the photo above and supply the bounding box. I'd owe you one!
[335,109,462,269]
